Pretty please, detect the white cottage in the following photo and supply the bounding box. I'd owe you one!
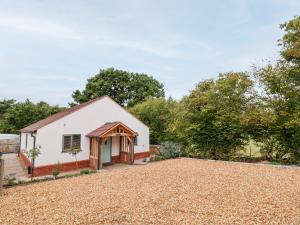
[19,96,150,176]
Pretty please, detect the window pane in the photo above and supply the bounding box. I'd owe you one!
[63,136,71,151]
[72,135,81,149]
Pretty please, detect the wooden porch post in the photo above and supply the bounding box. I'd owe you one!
[131,137,134,164]
[97,138,103,170]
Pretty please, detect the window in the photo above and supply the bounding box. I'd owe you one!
[62,134,81,152]
[134,136,138,145]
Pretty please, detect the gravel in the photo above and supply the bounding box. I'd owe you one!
[0,159,300,225]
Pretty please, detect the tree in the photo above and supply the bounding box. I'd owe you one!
[128,97,176,144]
[171,72,254,160]
[253,16,300,163]
[68,147,82,169]
[25,145,41,180]
[72,68,165,107]
[279,16,300,64]
[0,99,15,120]
[254,62,300,162]
[0,99,63,134]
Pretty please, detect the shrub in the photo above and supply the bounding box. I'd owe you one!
[52,162,61,179]
[80,169,90,175]
[159,141,182,159]
[151,155,163,161]
[4,175,17,186]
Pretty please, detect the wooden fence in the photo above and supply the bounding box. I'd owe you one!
[0,138,19,153]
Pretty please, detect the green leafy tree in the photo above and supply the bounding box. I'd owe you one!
[128,97,176,144]
[172,72,254,160]
[25,145,41,180]
[254,62,300,162]
[253,16,300,163]
[72,68,164,107]
[0,99,15,120]
[0,99,63,134]
[279,16,300,64]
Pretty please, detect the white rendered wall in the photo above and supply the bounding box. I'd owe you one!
[20,132,34,151]
[111,136,120,156]
[32,97,149,166]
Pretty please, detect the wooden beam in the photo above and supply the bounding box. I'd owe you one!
[131,137,134,164]
[102,133,134,138]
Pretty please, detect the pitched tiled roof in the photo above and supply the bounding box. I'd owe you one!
[20,97,104,133]
[86,121,136,137]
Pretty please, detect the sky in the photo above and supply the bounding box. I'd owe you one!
[0,0,299,106]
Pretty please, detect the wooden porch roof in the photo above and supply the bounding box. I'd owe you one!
[86,121,137,138]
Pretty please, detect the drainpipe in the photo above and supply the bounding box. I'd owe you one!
[31,132,36,178]
[18,133,22,157]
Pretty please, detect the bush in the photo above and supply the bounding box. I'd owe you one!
[80,169,91,175]
[151,155,163,161]
[4,175,17,186]
[52,162,61,179]
[159,141,182,159]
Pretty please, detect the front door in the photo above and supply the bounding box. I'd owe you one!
[102,138,111,163]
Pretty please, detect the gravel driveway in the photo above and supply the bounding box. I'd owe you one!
[0,159,299,225]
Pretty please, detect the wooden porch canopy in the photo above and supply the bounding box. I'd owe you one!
[86,121,137,169]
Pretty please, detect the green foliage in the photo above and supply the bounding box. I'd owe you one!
[68,147,82,157]
[279,16,300,64]
[52,162,61,179]
[72,67,165,107]
[80,169,90,175]
[68,147,82,169]
[0,99,15,120]
[172,72,254,160]
[159,141,182,159]
[151,155,163,161]
[25,145,41,161]
[0,99,63,134]
[128,98,176,144]
[4,175,17,186]
[254,62,300,162]
[250,16,300,163]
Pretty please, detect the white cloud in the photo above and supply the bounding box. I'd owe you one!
[0,12,82,40]
[32,75,86,82]
[0,11,214,60]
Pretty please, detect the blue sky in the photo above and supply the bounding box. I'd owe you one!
[0,0,299,106]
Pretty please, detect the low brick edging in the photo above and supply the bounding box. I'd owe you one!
[33,160,90,176]
[19,150,150,177]
[112,151,150,163]
[134,151,150,160]
[19,151,31,169]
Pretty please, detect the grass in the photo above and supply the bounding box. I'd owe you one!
[240,140,262,158]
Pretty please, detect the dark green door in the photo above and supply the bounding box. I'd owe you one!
[102,138,111,163]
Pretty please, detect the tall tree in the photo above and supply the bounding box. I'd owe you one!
[0,99,15,120]
[254,62,300,162]
[253,16,300,162]
[171,72,254,160]
[72,68,165,107]
[0,99,63,134]
[279,16,300,64]
[129,97,176,144]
